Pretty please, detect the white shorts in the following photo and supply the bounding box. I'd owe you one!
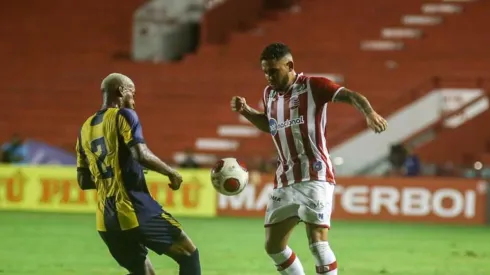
[264,181,334,228]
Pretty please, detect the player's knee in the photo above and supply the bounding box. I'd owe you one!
[165,241,201,275]
[168,243,197,257]
[265,237,287,254]
[306,223,329,243]
[264,219,298,254]
[173,233,197,256]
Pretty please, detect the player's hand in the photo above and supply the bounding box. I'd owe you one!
[167,171,183,191]
[231,96,247,113]
[366,112,388,133]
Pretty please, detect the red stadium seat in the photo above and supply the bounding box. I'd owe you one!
[2,0,490,167]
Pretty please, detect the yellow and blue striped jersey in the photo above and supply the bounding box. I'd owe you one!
[76,107,162,232]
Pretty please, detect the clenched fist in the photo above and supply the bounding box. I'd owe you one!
[231,96,247,113]
[366,112,388,134]
[167,171,183,191]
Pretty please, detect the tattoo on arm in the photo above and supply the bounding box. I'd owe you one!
[130,144,176,176]
[334,88,374,116]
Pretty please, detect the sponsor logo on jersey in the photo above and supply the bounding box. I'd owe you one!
[269,118,278,136]
[269,116,305,136]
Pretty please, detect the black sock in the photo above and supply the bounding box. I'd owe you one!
[126,261,147,275]
[177,249,201,275]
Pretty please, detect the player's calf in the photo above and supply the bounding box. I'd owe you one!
[306,224,338,275]
[143,257,156,275]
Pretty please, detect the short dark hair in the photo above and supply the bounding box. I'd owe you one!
[260,43,291,61]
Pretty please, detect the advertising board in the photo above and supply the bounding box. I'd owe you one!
[0,166,216,217]
[218,175,488,225]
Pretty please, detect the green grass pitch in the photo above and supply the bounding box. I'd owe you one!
[0,211,489,275]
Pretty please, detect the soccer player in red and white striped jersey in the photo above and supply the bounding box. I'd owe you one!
[231,43,388,275]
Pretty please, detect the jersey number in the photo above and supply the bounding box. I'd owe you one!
[90,137,114,179]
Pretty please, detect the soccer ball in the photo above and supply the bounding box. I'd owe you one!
[210,157,249,196]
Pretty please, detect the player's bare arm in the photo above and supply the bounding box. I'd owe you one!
[334,88,388,133]
[77,168,96,190]
[130,143,183,190]
[231,96,270,133]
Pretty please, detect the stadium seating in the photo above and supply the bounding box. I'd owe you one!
[2,0,489,168]
[415,109,490,165]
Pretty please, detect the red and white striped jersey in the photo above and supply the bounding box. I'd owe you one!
[262,73,343,189]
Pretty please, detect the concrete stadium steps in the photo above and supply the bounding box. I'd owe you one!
[254,0,430,45]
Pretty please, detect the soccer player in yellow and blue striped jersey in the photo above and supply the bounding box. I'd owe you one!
[76,73,201,275]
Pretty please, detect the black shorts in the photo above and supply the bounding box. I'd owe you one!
[98,212,183,272]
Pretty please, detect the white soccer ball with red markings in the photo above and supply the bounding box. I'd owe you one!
[210,157,249,196]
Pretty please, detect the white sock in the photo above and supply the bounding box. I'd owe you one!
[309,242,338,274]
[268,246,305,275]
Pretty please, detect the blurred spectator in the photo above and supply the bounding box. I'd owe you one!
[179,147,200,168]
[1,134,28,164]
[481,166,490,179]
[387,143,407,176]
[403,149,421,177]
[386,144,422,177]
[462,166,478,178]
